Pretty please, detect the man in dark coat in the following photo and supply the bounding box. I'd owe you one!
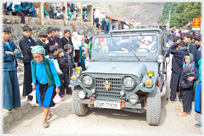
[61,29,73,55]
[46,27,58,54]
[168,40,188,102]
[183,33,197,59]
[19,25,36,96]
[54,27,63,49]
[35,31,49,56]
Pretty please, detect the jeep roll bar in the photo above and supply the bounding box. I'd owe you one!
[109,28,163,35]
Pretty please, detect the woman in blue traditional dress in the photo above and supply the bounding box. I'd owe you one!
[31,46,61,128]
[3,25,21,113]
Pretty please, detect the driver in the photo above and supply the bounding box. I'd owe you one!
[139,36,154,51]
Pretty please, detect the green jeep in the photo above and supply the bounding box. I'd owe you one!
[71,28,170,126]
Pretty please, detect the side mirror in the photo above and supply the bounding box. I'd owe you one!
[162,47,170,58]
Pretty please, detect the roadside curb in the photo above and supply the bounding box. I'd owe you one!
[3,98,40,133]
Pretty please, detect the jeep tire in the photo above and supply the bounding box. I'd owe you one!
[72,87,89,116]
[146,86,161,126]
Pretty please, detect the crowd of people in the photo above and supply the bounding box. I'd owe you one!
[3,24,93,128]
[3,2,94,25]
[167,30,202,127]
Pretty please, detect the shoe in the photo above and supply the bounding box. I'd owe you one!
[47,113,53,120]
[177,113,187,117]
[14,107,19,110]
[62,98,65,101]
[178,104,183,107]
[42,120,49,128]
[166,98,175,103]
[195,123,202,127]
[3,109,12,113]
[70,92,72,95]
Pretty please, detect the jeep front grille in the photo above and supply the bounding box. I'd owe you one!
[95,77,122,100]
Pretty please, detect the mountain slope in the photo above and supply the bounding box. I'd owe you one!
[90,2,164,27]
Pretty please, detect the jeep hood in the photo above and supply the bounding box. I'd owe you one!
[83,62,149,77]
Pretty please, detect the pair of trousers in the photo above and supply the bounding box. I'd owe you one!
[16,9,27,24]
[59,69,72,96]
[170,72,181,101]
[3,71,21,110]
[23,63,32,96]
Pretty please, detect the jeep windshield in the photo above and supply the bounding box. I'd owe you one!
[93,34,158,53]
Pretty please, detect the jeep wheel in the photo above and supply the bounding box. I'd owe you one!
[146,86,161,126]
[72,87,89,116]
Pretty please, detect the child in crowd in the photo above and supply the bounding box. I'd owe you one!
[168,40,188,102]
[183,33,197,59]
[3,25,21,112]
[178,53,198,116]
[46,27,58,54]
[64,44,75,77]
[19,25,36,97]
[36,31,49,56]
[54,27,63,49]
[58,48,72,96]
[84,35,89,45]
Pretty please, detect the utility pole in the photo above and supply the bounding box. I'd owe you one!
[168,10,171,31]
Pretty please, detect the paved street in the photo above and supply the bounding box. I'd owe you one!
[6,54,201,134]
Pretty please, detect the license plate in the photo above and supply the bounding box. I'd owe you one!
[94,101,121,109]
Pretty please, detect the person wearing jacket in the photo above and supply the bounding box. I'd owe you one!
[19,25,36,97]
[194,35,202,69]
[168,40,188,102]
[194,58,202,126]
[54,27,63,49]
[58,48,72,95]
[36,31,49,56]
[3,25,21,113]
[31,46,61,128]
[21,2,36,17]
[183,33,197,59]
[177,53,198,116]
[61,29,73,54]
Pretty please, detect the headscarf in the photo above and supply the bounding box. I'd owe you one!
[183,53,195,76]
[31,45,46,57]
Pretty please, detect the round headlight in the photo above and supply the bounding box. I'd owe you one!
[147,71,154,78]
[123,77,135,88]
[128,94,139,104]
[157,55,164,63]
[82,75,93,86]
[78,91,86,99]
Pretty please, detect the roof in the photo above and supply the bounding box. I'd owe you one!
[105,14,124,22]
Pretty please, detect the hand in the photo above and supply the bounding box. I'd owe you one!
[32,83,36,90]
[71,73,73,76]
[55,87,60,94]
[30,46,33,49]
[179,84,181,86]
[177,39,181,44]
[188,77,195,81]
[5,51,11,55]
[54,43,58,46]
[14,49,19,52]
[45,39,49,44]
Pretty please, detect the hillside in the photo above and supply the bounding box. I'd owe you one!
[88,2,164,27]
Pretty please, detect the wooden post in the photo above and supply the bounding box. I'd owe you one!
[63,2,68,25]
[87,5,93,25]
[109,18,113,30]
[39,2,44,25]
[77,3,83,25]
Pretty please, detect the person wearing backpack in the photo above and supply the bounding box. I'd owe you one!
[31,46,61,128]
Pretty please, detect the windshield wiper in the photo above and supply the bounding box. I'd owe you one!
[124,42,140,61]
